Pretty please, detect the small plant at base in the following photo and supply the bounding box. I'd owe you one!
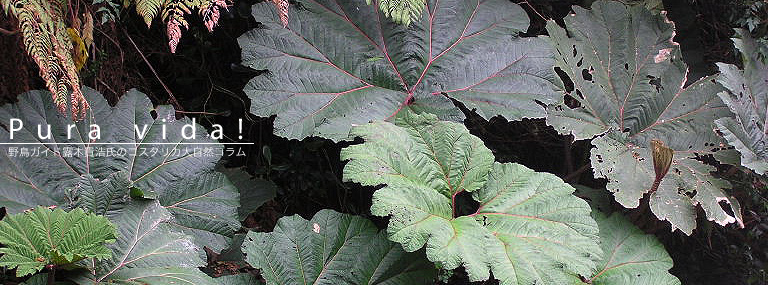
[0,206,116,279]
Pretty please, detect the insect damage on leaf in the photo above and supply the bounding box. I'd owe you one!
[545,0,742,235]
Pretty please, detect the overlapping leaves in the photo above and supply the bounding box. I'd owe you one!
[341,113,601,284]
[239,0,560,141]
[545,0,742,234]
[715,30,768,174]
[367,0,426,26]
[0,88,239,251]
[242,209,436,285]
[0,207,116,277]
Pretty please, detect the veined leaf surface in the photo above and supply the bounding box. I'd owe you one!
[342,113,601,284]
[0,207,116,277]
[0,88,241,251]
[579,211,680,285]
[71,201,217,284]
[239,0,561,141]
[545,0,742,234]
[715,30,768,174]
[242,209,436,285]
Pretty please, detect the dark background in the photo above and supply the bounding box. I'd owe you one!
[1,0,767,284]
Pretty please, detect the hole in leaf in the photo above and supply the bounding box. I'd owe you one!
[647,75,663,92]
[554,67,574,92]
[719,200,735,217]
[581,69,592,81]
[575,89,585,100]
[453,191,480,218]
[564,94,581,108]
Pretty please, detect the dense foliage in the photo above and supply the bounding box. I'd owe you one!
[0,0,767,284]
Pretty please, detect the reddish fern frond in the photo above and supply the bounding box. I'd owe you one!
[166,17,185,53]
[200,0,227,32]
[272,0,289,27]
[161,0,195,53]
[8,0,88,119]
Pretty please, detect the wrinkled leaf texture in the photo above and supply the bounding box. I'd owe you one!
[70,200,217,284]
[715,30,768,174]
[239,0,561,141]
[0,87,240,252]
[580,211,679,285]
[342,113,601,285]
[0,207,116,277]
[242,209,436,285]
[545,0,742,234]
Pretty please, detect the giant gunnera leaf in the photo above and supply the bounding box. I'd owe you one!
[545,0,742,234]
[242,209,436,285]
[0,87,242,252]
[239,0,561,141]
[341,113,601,284]
[715,30,768,174]
[577,211,680,285]
[70,200,217,284]
[0,207,116,277]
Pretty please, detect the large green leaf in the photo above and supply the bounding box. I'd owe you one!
[71,200,217,284]
[545,0,742,234]
[715,30,768,174]
[241,209,436,285]
[239,0,560,141]
[0,207,116,277]
[341,113,601,284]
[0,88,240,251]
[215,273,265,284]
[578,211,680,285]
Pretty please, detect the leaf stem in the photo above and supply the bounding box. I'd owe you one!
[47,265,56,285]
[451,190,463,218]
[123,29,184,113]
[0,27,18,35]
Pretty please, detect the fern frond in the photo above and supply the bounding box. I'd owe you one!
[161,0,196,53]
[82,11,93,48]
[135,0,163,27]
[367,0,426,25]
[6,0,88,119]
[199,0,226,32]
[271,0,288,27]
[161,0,232,52]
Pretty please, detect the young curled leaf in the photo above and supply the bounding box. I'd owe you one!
[650,139,673,193]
